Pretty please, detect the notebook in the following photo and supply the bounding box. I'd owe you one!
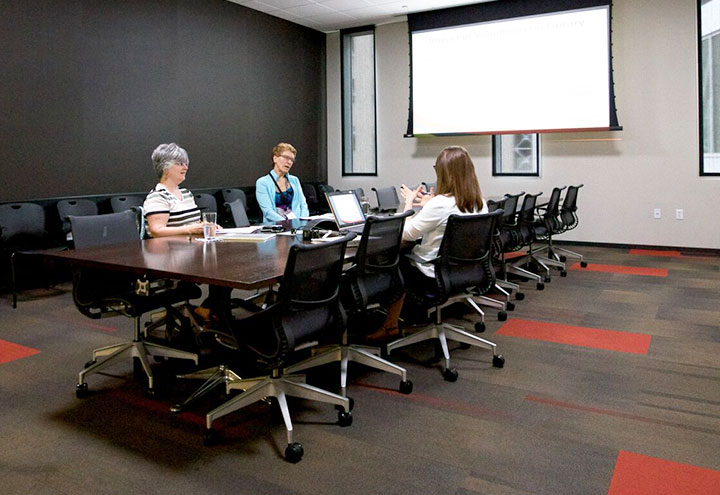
[326,190,367,233]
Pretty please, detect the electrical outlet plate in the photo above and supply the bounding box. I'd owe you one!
[653,208,661,219]
[675,209,683,220]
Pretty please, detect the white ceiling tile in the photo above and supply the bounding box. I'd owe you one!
[260,0,313,9]
[235,1,278,13]
[284,3,335,17]
[317,0,362,11]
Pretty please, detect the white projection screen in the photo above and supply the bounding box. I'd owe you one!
[409,4,618,135]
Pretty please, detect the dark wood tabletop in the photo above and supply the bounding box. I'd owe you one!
[43,235,302,290]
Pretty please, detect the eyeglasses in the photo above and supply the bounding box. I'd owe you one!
[173,162,188,168]
[278,154,295,164]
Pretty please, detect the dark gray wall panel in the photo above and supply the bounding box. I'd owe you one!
[0,0,325,201]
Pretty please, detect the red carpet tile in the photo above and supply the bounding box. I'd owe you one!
[570,262,668,277]
[0,338,41,365]
[496,319,651,354]
[628,248,682,257]
[504,251,527,260]
[608,450,720,495]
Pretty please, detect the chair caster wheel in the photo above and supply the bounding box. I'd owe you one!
[170,404,183,415]
[544,277,551,283]
[474,321,486,333]
[443,368,458,382]
[76,383,88,398]
[492,354,505,368]
[498,311,507,322]
[515,292,525,301]
[338,410,353,427]
[560,271,567,277]
[536,283,545,290]
[335,397,354,412]
[580,261,588,268]
[506,302,515,311]
[285,442,304,463]
[399,380,413,394]
[559,255,567,262]
[84,360,96,369]
[203,428,218,446]
[144,387,156,398]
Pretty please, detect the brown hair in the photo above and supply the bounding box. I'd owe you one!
[272,142,297,159]
[434,146,484,213]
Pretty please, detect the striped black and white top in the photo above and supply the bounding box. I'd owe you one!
[143,183,201,236]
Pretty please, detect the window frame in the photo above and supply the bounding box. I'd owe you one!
[492,134,541,177]
[699,0,720,176]
[340,25,378,177]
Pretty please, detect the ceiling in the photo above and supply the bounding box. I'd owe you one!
[226,0,491,33]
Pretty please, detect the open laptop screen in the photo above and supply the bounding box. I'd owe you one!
[326,191,366,229]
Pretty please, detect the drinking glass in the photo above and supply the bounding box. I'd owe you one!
[202,212,217,241]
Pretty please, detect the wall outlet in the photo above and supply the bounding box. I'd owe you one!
[675,208,684,220]
[653,208,661,219]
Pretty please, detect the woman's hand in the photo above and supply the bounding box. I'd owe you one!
[186,223,204,235]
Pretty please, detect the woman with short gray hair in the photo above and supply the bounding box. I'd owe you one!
[143,143,204,237]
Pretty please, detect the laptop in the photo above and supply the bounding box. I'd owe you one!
[325,190,367,233]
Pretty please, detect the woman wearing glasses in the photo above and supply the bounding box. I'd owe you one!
[255,142,309,223]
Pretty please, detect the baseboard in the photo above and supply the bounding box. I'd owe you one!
[552,240,720,257]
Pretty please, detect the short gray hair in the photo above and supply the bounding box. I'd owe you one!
[151,143,189,179]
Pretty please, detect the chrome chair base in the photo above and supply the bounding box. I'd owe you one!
[206,373,351,446]
[78,317,198,391]
[171,365,243,414]
[284,344,407,396]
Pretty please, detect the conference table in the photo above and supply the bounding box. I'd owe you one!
[44,233,304,290]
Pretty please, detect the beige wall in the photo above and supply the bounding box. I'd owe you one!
[326,0,720,249]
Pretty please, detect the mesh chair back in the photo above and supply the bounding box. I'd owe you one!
[70,210,140,249]
[561,184,583,230]
[436,211,502,298]
[278,235,353,349]
[353,188,365,200]
[317,184,335,195]
[194,193,217,213]
[542,186,566,235]
[346,210,413,309]
[0,203,46,243]
[110,195,144,213]
[302,184,318,203]
[372,186,400,211]
[222,188,247,209]
[226,199,250,228]
[516,192,541,244]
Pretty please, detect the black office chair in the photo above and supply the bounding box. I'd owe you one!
[203,234,355,463]
[507,192,547,289]
[302,183,321,215]
[56,198,98,241]
[194,193,217,214]
[555,184,588,267]
[221,188,246,208]
[0,202,64,308]
[386,211,505,381]
[110,195,144,213]
[353,187,365,200]
[285,211,414,398]
[371,186,399,212]
[225,198,250,228]
[70,210,201,397]
[422,181,436,194]
[531,186,568,275]
[492,192,526,301]
[511,189,566,282]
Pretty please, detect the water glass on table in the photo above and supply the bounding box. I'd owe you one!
[202,212,217,241]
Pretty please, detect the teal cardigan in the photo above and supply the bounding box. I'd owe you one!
[255,170,309,223]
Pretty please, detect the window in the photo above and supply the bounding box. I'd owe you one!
[341,27,377,176]
[700,0,720,175]
[492,134,540,176]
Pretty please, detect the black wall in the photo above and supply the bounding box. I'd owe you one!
[0,0,326,202]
